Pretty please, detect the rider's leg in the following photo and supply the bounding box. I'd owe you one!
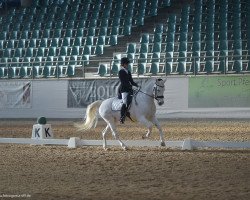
[120,92,128,124]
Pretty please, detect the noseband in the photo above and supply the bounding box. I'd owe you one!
[136,81,165,101]
[153,83,165,100]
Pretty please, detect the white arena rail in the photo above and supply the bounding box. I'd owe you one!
[0,137,250,150]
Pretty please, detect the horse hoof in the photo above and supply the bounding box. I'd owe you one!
[160,141,166,147]
[142,135,148,139]
[103,147,109,151]
[122,146,128,151]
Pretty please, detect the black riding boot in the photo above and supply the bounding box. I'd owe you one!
[120,104,127,124]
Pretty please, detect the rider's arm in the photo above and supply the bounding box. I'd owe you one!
[128,71,138,87]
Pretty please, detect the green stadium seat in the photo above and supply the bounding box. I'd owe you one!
[76,28,84,37]
[48,47,56,57]
[108,35,117,46]
[152,42,161,53]
[0,57,8,78]
[65,29,73,38]
[140,33,149,44]
[76,19,86,29]
[149,62,160,75]
[126,43,136,54]
[43,56,55,78]
[20,57,31,78]
[4,49,11,58]
[18,39,26,48]
[81,54,90,66]
[50,38,59,48]
[31,30,40,39]
[149,0,158,16]
[138,62,147,75]
[43,29,51,38]
[9,57,20,78]
[85,36,94,46]
[110,26,119,35]
[94,45,104,55]
[71,46,79,56]
[61,37,71,47]
[96,36,106,45]
[39,38,48,48]
[139,52,148,63]
[73,37,82,47]
[111,63,119,76]
[36,47,45,57]
[0,40,3,49]
[67,56,77,77]
[7,40,15,49]
[56,56,67,78]
[14,48,23,58]
[99,27,108,36]
[87,27,96,36]
[32,57,43,78]
[20,30,29,39]
[97,64,108,76]
[152,52,160,63]
[10,31,18,40]
[25,48,33,58]
[53,29,62,38]
[83,45,92,56]
[153,33,162,43]
[154,24,163,34]
[57,46,66,56]
[123,25,131,36]
[28,38,37,48]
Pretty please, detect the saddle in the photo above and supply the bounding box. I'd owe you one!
[112,90,134,111]
[112,91,134,121]
[111,97,123,111]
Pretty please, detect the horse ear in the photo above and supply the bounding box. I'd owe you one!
[163,78,167,83]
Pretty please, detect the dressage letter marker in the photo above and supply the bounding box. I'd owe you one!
[32,124,53,139]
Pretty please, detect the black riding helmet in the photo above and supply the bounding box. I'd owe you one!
[121,57,130,65]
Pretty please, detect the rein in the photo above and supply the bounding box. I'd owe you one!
[134,83,164,105]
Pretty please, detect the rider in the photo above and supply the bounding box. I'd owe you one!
[118,57,138,124]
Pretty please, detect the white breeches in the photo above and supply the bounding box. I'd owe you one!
[121,92,128,105]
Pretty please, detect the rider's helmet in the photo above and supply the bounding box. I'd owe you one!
[121,57,130,65]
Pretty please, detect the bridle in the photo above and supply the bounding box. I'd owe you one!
[135,80,165,101]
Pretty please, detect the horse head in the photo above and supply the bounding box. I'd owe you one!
[154,78,166,106]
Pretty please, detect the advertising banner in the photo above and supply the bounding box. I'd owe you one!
[68,78,149,108]
[0,81,31,108]
[188,76,250,107]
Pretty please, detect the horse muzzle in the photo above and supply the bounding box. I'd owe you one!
[157,99,164,106]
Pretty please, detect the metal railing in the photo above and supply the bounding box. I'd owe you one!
[0,54,249,79]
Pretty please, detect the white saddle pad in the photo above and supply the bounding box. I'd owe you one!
[111,97,123,111]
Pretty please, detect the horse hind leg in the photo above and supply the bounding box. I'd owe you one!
[108,121,127,150]
[102,125,109,150]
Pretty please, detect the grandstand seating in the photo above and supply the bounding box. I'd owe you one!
[0,0,249,78]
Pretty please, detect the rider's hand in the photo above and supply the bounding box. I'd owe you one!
[132,85,139,90]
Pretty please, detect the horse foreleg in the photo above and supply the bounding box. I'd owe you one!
[108,122,127,150]
[102,125,109,150]
[152,117,165,146]
[138,117,153,139]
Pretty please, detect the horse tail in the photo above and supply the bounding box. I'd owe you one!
[74,100,103,132]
